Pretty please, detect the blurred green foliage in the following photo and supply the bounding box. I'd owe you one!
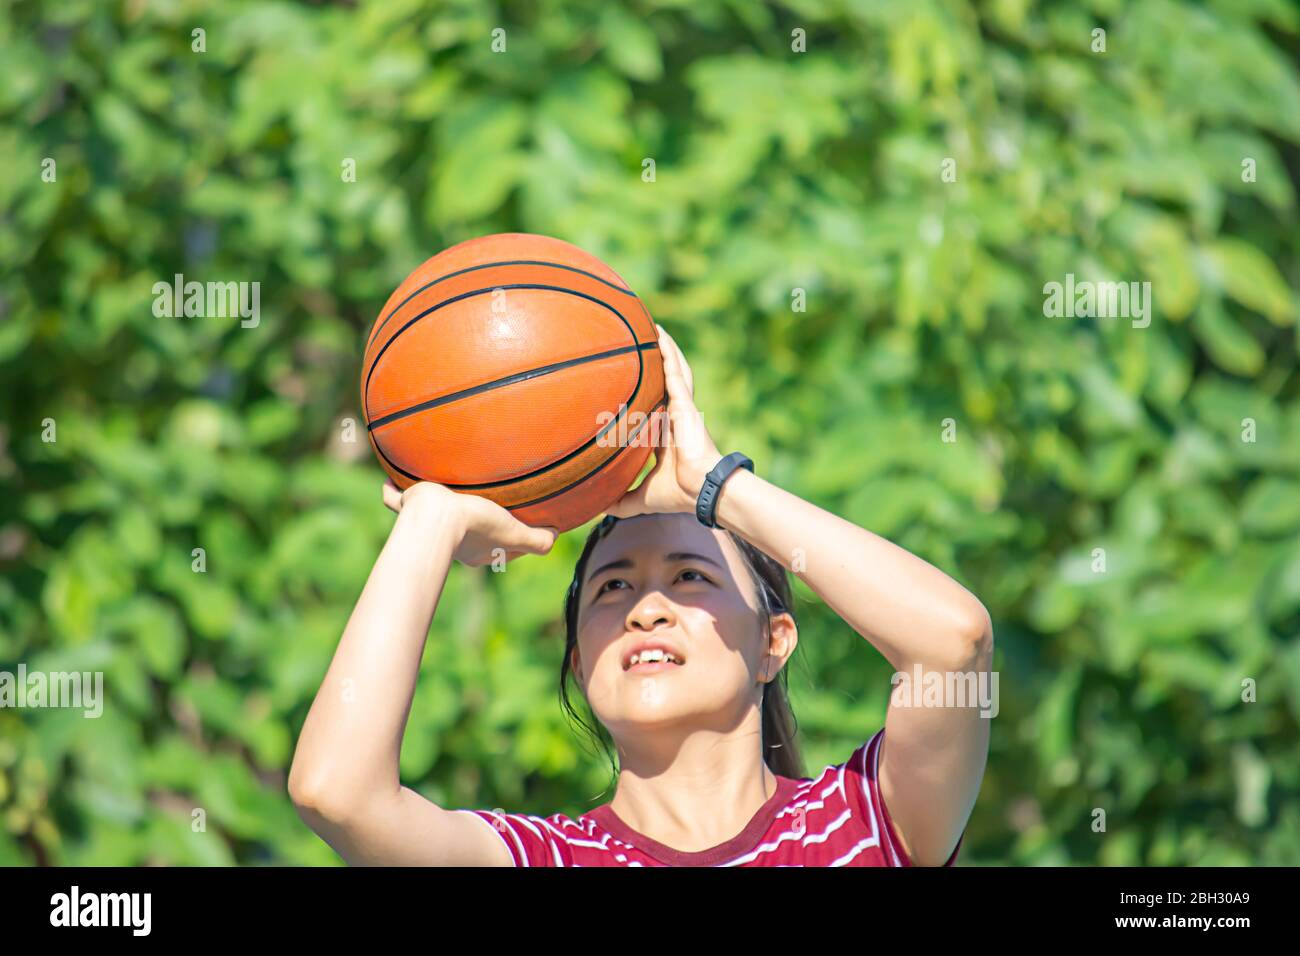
[2,0,1299,866]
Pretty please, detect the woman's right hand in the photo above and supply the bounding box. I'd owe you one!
[381,479,558,568]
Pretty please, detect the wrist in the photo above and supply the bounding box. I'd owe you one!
[682,453,723,503]
[711,466,757,533]
[397,488,464,543]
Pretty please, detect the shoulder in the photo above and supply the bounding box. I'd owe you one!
[793,728,885,815]
[453,807,602,867]
[786,729,919,866]
[832,728,964,866]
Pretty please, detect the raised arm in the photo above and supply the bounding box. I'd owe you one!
[711,469,991,866]
[287,481,556,865]
[608,323,990,866]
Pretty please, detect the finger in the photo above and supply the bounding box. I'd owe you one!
[382,481,402,513]
[508,521,558,555]
[606,485,645,518]
[605,474,646,518]
[663,381,712,461]
[657,324,694,397]
[667,335,694,401]
[656,326,695,407]
[606,455,660,517]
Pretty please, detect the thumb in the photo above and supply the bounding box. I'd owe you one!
[607,464,654,517]
[607,481,652,518]
[607,449,666,518]
[487,498,558,555]
[520,524,559,555]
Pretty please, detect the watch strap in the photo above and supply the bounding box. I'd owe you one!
[695,452,754,528]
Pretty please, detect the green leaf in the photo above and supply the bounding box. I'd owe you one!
[1190,295,1265,376]
[1203,239,1296,326]
[1241,477,1300,533]
[599,7,663,82]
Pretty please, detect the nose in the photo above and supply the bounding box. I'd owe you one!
[627,592,675,632]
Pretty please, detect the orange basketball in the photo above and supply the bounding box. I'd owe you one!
[361,233,666,534]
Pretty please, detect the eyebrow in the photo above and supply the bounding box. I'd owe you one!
[586,551,724,586]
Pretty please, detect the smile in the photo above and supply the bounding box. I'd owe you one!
[622,647,686,672]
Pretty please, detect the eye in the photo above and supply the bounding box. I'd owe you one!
[594,569,709,599]
[595,578,628,596]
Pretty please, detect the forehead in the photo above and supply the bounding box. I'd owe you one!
[586,513,734,576]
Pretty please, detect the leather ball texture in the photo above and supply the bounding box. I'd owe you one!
[361,232,666,534]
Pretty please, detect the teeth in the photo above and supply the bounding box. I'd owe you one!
[629,649,682,668]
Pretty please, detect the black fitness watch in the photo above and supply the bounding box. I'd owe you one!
[695,452,754,529]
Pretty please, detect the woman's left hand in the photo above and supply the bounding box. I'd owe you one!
[606,323,723,518]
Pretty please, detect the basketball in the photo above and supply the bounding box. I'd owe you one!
[361,233,667,534]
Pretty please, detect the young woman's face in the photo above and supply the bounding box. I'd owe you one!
[571,513,782,742]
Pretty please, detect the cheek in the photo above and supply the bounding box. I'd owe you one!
[575,612,617,669]
[574,620,622,685]
[698,593,761,640]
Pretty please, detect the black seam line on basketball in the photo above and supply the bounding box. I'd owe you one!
[370,433,422,483]
[377,392,665,504]
[367,285,649,488]
[505,393,669,511]
[433,388,661,492]
[365,259,640,353]
[364,282,643,427]
[446,391,665,499]
[367,341,660,433]
[381,345,651,491]
[372,389,662,496]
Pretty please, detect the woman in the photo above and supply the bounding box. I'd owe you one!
[289,324,992,866]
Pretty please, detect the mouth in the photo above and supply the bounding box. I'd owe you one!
[622,646,686,673]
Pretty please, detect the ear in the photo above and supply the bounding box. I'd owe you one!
[763,612,799,682]
[570,646,584,683]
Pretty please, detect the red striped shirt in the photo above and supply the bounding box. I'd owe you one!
[457,728,964,867]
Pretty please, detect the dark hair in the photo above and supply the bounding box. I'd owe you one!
[560,514,803,796]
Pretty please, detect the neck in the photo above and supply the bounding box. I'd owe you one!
[605,729,779,854]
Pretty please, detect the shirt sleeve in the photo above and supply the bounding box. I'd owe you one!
[453,809,571,867]
[848,728,965,867]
